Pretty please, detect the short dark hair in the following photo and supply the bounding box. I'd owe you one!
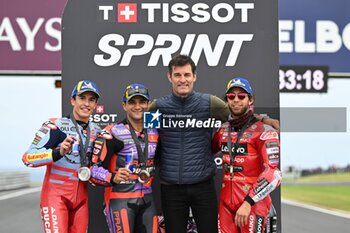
[72,92,99,101]
[168,54,196,74]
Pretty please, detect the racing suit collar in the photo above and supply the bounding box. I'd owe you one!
[66,114,89,129]
[228,110,253,130]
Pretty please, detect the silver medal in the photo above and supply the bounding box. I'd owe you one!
[78,167,91,181]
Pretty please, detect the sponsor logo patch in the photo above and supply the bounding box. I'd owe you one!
[255,215,264,233]
[42,206,58,232]
[260,131,278,140]
[42,121,57,130]
[254,180,270,193]
[242,184,250,192]
[38,127,49,134]
[221,142,248,155]
[148,134,159,142]
[266,147,279,154]
[266,141,278,148]
[26,152,51,161]
[268,154,279,160]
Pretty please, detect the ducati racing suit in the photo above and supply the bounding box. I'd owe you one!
[212,119,282,233]
[22,117,100,233]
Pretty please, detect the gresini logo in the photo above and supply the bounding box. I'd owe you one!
[143,111,221,129]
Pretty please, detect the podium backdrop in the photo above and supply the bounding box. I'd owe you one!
[62,0,280,232]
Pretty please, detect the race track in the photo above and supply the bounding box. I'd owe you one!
[1,188,349,233]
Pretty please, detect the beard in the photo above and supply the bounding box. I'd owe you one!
[231,105,249,117]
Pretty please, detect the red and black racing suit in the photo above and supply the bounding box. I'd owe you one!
[90,119,159,233]
[212,118,282,233]
[22,117,100,233]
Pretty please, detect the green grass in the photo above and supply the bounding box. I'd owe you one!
[290,172,350,183]
[282,185,350,212]
[282,172,350,212]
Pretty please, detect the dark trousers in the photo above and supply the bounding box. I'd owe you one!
[160,178,218,233]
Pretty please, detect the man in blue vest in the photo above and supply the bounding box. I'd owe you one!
[150,54,278,233]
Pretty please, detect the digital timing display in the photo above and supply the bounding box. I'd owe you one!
[279,66,328,93]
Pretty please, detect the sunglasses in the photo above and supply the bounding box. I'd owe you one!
[226,93,248,100]
[125,88,149,97]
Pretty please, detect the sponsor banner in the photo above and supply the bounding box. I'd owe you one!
[144,111,221,129]
[2,0,349,77]
[0,0,66,73]
[62,0,279,122]
[279,0,350,73]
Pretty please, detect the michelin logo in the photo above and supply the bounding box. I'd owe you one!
[144,110,162,129]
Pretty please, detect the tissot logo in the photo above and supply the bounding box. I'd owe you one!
[117,3,137,23]
[96,105,104,114]
[90,113,118,126]
[98,3,254,24]
[94,2,255,67]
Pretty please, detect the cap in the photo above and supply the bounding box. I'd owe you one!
[123,83,150,102]
[225,77,253,95]
[71,80,101,98]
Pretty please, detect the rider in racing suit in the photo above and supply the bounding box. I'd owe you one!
[212,77,282,233]
[90,84,159,233]
[22,80,101,233]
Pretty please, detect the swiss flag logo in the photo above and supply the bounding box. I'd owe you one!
[96,105,104,114]
[117,3,137,23]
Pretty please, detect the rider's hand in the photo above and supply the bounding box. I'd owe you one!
[235,201,251,228]
[59,135,77,156]
[113,168,131,183]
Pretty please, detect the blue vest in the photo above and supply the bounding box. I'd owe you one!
[156,91,216,184]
